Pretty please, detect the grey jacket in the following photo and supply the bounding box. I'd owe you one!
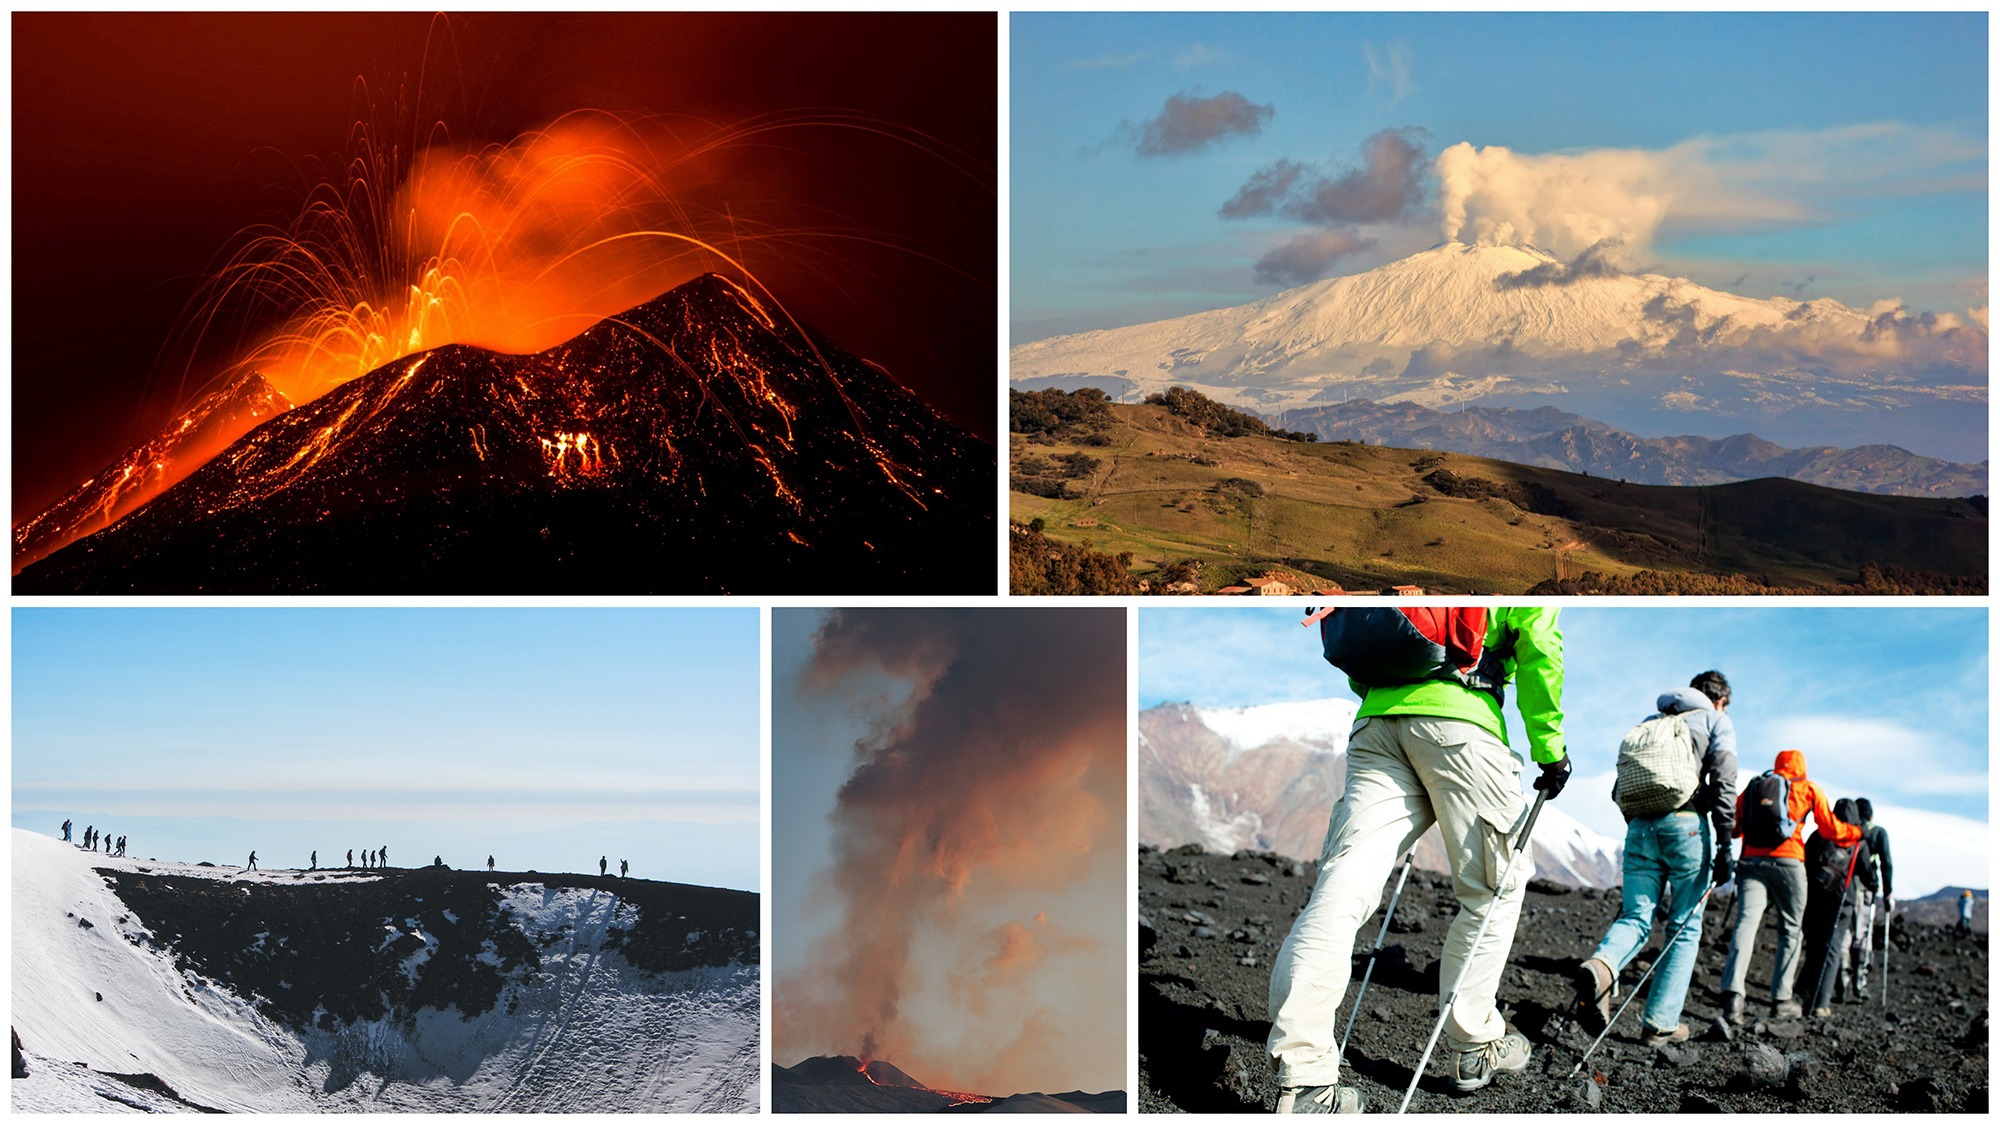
[1656,687,1738,848]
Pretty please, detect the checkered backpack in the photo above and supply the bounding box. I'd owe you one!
[1612,711,1701,819]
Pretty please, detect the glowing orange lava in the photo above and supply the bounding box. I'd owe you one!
[177,105,968,422]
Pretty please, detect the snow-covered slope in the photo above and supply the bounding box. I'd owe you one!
[1194,698,1359,761]
[1139,699,1623,887]
[10,829,758,1112]
[1013,242,1985,454]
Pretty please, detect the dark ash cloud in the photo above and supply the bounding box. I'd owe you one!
[780,607,1126,1088]
[1492,238,1628,290]
[1131,90,1273,157]
[1220,127,1429,224]
[1253,227,1378,286]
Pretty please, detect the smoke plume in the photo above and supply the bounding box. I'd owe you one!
[778,608,1126,1094]
[1492,238,1629,290]
[1436,141,1677,261]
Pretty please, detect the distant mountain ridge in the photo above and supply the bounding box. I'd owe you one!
[1276,400,1987,498]
[772,1054,1127,1113]
[1138,700,1624,888]
[1012,240,1986,459]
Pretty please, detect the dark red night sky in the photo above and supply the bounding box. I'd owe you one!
[13,12,996,517]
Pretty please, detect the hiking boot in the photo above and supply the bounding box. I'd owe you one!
[1451,1032,1530,1093]
[1574,958,1615,1031]
[1722,991,1746,1025]
[1772,998,1804,1019]
[1276,1085,1363,1114]
[1641,1023,1691,1047]
[1812,1006,1832,1018]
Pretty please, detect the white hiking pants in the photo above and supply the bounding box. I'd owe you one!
[1267,715,1533,1087]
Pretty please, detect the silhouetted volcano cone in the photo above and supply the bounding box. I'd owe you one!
[17,275,992,593]
[773,1056,926,1088]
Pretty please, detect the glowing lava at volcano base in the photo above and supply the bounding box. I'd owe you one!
[855,1057,993,1105]
[15,275,993,595]
[12,373,293,572]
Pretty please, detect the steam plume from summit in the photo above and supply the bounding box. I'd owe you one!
[778,608,1126,1095]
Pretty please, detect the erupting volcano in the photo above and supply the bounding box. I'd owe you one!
[773,609,1130,1112]
[17,275,990,593]
[14,12,996,592]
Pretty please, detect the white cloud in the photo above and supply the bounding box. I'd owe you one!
[1364,40,1414,107]
[1435,122,1986,261]
[1065,51,1148,72]
[1759,716,1987,804]
[1848,802,1988,899]
[1174,43,1232,70]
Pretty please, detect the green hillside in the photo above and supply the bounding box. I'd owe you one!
[1009,393,1986,594]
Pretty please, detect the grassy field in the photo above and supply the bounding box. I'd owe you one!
[1011,402,1986,594]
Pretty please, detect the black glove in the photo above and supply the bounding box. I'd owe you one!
[1533,755,1571,799]
[1712,849,1734,887]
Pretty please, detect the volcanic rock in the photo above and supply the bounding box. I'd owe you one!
[18,276,991,594]
[1740,1044,1789,1088]
[1138,846,1988,1113]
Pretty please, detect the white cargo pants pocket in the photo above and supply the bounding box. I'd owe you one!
[1476,805,1525,896]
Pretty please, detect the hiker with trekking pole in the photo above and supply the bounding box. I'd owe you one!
[1800,798,1875,1015]
[1573,672,1738,1046]
[1267,606,1567,1114]
[1717,750,1859,1023]
[1851,798,1894,1003]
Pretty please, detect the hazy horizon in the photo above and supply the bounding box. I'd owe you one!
[13,608,760,892]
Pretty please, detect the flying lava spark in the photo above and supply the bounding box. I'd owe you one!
[13,12,996,589]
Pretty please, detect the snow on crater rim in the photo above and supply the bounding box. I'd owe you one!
[1194,698,1358,758]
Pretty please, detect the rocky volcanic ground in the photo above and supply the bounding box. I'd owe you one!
[1140,845,1988,1114]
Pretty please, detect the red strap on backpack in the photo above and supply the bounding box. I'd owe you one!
[1400,607,1488,672]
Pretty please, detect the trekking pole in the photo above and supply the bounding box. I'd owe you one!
[1880,904,1891,1011]
[1565,883,1717,1080]
[1396,790,1548,1115]
[1339,851,1417,1062]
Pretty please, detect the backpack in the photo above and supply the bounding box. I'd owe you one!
[1742,771,1797,849]
[1808,834,1858,895]
[1317,607,1507,698]
[1612,712,1701,819]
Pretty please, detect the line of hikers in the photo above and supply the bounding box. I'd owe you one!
[1267,606,1907,1115]
[62,820,126,857]
[58,822,634,882]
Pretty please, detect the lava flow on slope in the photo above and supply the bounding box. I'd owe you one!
[16,275,993,594]
[13,372,293,571]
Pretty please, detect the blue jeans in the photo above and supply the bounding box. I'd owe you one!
[1589,811,1711,1032]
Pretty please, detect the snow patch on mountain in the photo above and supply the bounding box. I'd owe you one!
[1194,698,1358,760]
[1140,700,1624,887]
[10,829,757,1113]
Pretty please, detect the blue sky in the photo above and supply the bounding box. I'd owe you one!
[13,608,759,890]
[1013,12,1988,341]
[1140,605,1987,896]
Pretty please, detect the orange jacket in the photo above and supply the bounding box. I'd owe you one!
[1734,749,1860,860]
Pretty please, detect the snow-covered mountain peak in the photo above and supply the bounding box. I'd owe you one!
[1011,238,1982,453]
[1193,698,1358,758]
